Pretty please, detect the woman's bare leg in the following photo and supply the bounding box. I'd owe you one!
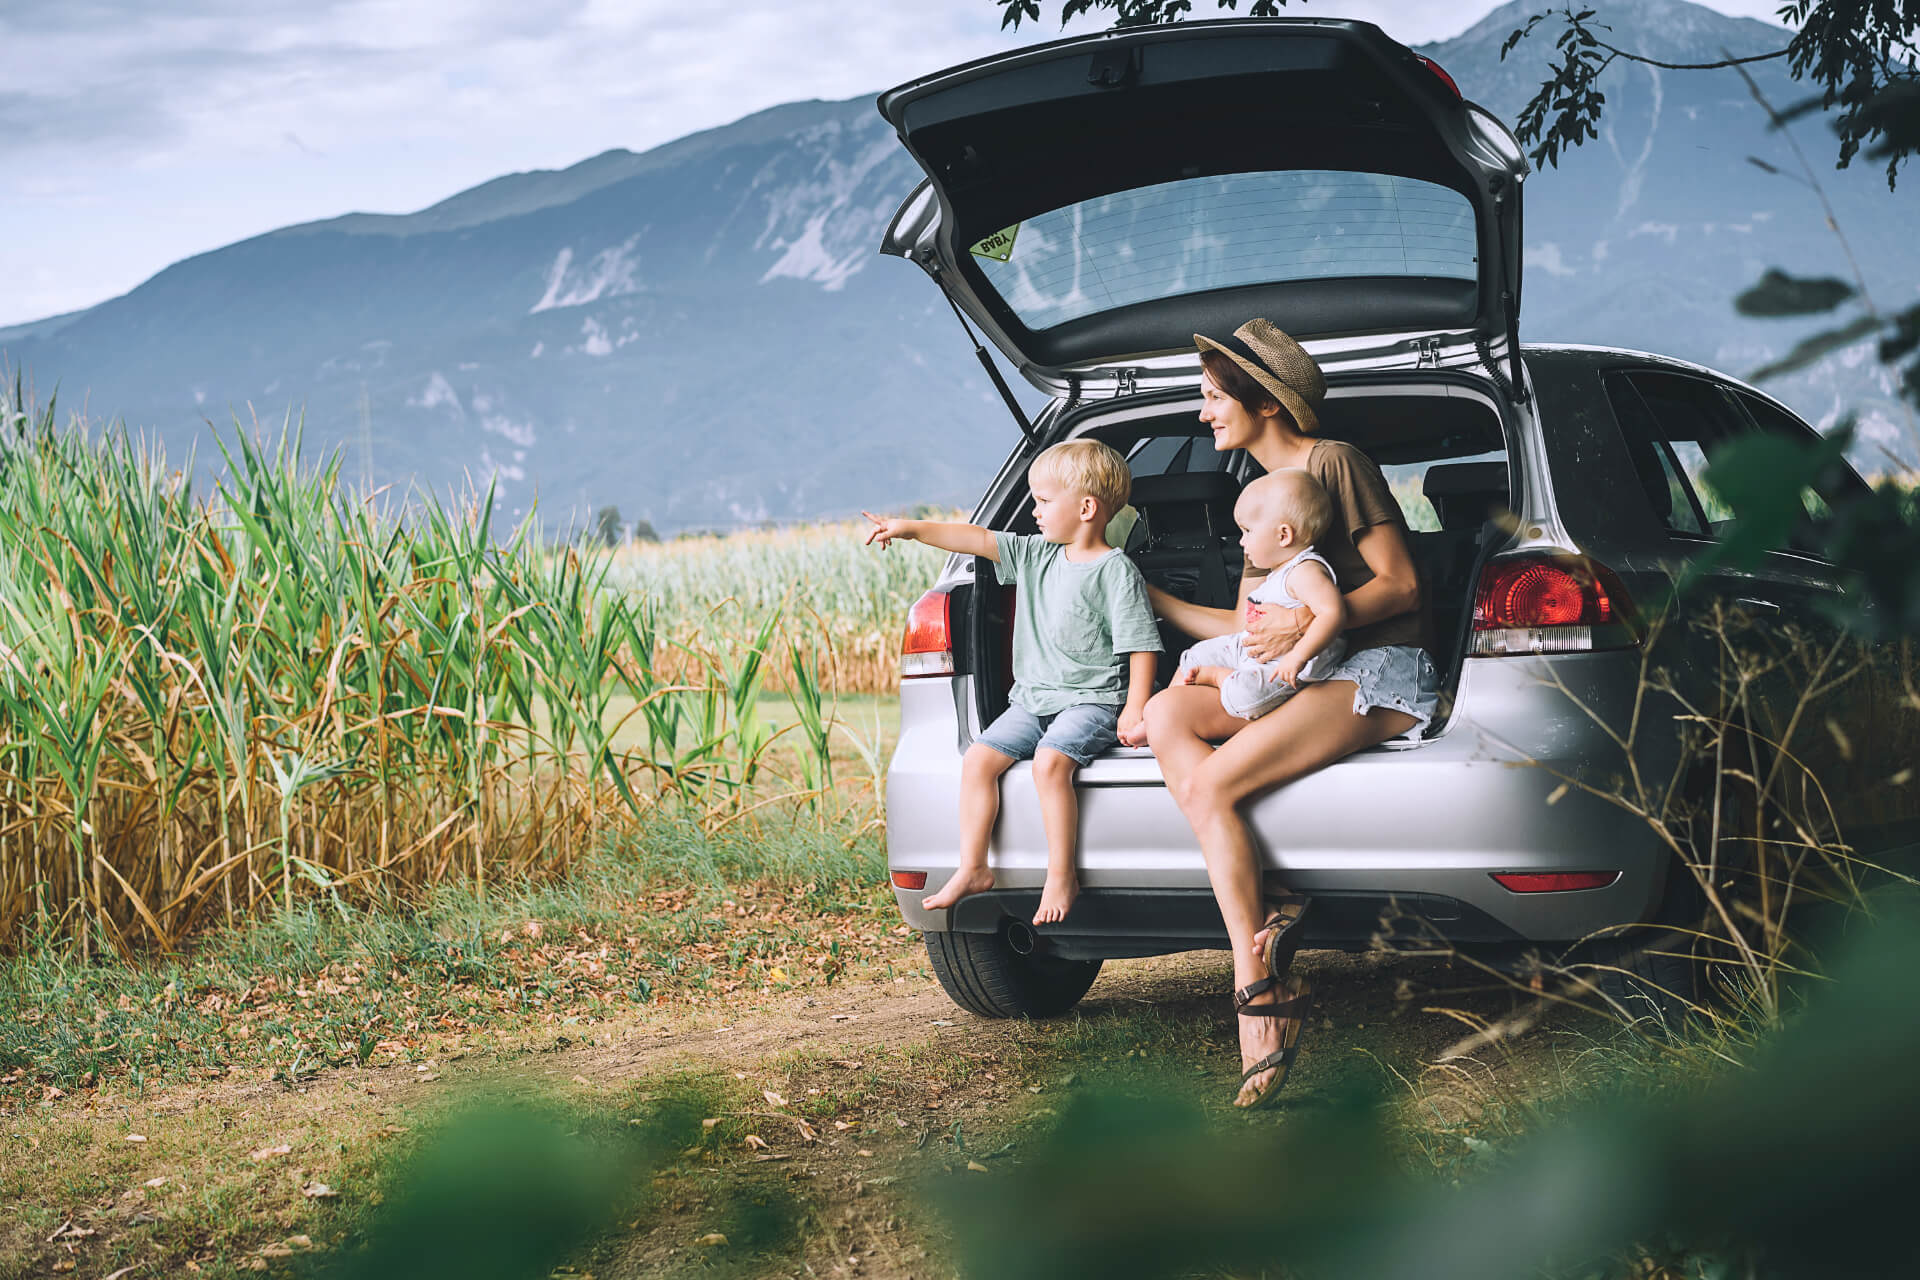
[1031,748,1081,925]
[922,743,1016,910]
[1153,681,1416,1104]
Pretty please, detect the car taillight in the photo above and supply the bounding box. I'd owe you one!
[1417,54,1461,98]
[890,870,928,890]
[1469,553,1638,657]
[900,589,954,678]
[1492,871,1620,893]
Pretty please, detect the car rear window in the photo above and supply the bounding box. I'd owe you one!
[968,171,1478,331]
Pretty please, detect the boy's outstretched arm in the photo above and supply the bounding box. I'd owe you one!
[1116,650,1158,746]
[863,512,999,561]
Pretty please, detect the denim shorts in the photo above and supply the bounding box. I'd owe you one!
[1319,644,1440,740]
[976,701,1120,767]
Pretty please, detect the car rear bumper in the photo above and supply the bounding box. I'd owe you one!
[886,651,1673,947]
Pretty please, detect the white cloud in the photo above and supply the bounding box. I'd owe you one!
[578,316,613,357]
[408,370,461,413]
[1524,242,1578,277]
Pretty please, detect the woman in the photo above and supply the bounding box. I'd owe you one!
[1140,318,1437,1108]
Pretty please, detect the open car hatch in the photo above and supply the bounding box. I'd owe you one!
[877,19,1530,397]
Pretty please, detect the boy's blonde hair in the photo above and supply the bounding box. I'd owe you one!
[1029,439,1131,510]
[1244,469,1333,546]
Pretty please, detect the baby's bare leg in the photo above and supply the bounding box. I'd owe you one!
[1032,748,1082,925]
[922,743,1015,911]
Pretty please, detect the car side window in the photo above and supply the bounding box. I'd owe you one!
[1125,432,1227,478]
[1602,370,1748,538]
[1732,391,1868,545]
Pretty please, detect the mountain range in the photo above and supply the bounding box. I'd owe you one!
[3,0,1913,532]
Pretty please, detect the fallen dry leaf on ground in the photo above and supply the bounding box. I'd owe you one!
[249,1145,292,1161]
[696,1232,728,1247]
[762,1088,788,1109]
[300,1182,338,1199]
[743,1134,770,1151]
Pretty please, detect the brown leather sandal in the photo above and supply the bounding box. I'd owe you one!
[1259,895,1314,978]
[1231,973,1314,1109]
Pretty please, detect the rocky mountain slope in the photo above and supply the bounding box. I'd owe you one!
[3,0,1911,531]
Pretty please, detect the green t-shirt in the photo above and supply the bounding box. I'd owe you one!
[992,532,1163,716]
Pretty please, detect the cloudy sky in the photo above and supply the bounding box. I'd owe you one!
[1,0,1794,328]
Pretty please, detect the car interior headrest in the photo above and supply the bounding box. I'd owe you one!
[1127,471,1240,545]
[1422,461,1509,531]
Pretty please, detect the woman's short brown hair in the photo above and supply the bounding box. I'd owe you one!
[1200,348,1297,431]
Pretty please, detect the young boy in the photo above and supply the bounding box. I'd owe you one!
[864,439,1161,926]
[1173,469,1347,719]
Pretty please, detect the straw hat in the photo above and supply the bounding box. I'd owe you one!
[1194,318,1325,435]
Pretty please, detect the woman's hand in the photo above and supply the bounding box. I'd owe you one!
[1242,603,1312,662]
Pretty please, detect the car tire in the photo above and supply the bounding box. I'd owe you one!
[1574,928,1701,1035]
[924,929,1103,1019]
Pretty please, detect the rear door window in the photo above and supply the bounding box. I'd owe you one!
[1731,391,1870,546]
[971,172,1480,332]
[1603,370,1749,538]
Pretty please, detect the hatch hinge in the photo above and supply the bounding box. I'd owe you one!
[1087,45,1143,90]
[1113,367,1140,397]
[1414,336,1442,368]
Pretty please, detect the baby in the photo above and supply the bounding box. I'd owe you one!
[1174,470,1347,719]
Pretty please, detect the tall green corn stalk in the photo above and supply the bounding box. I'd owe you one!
[0,388,887,953]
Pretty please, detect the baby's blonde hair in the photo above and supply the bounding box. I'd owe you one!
[1241,469,1333,546]
[1029,439,1131,510]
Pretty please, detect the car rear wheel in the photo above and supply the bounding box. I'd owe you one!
[1575,929,1701,1034]
[924,927,1103,1019]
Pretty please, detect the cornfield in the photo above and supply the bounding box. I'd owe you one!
[604,518,947,694]
[0,386,923,956]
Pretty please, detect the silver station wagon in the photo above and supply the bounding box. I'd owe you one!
[871,19,1896,1019]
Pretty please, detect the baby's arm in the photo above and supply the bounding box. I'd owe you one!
[863,512,998,561]
[1272,563,1348,686]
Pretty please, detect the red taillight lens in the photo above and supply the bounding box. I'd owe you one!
[1492,871,1620,893]
[890,870,928,890]
[900,589,954,678]
[1477,561,1604,628]
[1417,55,1461,98]
[1469,554,1638,657]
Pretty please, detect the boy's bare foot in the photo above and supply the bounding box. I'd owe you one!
[1032,874,1078,926]
[921,866,994,911]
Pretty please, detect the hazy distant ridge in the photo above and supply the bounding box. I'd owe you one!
[2,0,1909,529]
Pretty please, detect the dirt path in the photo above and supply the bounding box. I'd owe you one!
[6,947,1566,1279]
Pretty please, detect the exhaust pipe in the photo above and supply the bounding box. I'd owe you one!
[1004,918,1037,956]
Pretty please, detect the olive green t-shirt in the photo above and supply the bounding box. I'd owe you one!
[1243,439,1428,653]
[993,532,1164,716]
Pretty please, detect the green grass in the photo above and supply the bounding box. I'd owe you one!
[0,812,894,1104]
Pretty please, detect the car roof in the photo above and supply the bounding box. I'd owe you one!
[1521,342,1807,422]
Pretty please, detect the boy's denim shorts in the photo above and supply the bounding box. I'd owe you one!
[976,701,1120,768]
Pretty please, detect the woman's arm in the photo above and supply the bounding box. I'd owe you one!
[1340,523,1421,629]
[1145,583,1239,642]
